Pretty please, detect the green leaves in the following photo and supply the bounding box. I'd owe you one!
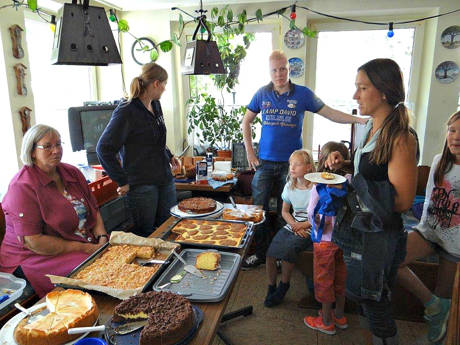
[27,0,37,11]
[117,19,129,32]
[255,9,263,22]
[302,27,318,38]
[150,49,159,61]
[159,40,173,52]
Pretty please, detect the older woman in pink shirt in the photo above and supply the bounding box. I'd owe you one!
[0,124,108,297]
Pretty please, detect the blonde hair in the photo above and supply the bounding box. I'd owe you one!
[21,124,60,166]
[129,62,168,100]
[269,50,287,63]
[287,149,315,189]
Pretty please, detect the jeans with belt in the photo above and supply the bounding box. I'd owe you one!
[127,181,177,236]
[251,159,289,258]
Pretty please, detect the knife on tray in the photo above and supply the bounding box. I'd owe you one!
[68,320,148,335]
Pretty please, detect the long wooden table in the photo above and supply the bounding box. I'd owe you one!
[175,181,232,193]
[34,215,253,345]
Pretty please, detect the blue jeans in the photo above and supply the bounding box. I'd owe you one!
[251,160,289,258]
[342,229,407,339]
[127,181,177,236]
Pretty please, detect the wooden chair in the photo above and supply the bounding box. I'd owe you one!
[416,165,431,196]
[446,262,460,345]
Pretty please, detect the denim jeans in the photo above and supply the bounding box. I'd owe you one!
[127,181,177,236]
[251,160,289,258]
[343,229,407,339]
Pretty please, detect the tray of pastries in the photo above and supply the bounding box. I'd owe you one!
[51,233,178,299]
[162,218,253,250]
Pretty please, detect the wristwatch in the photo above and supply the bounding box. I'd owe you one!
[96,234,109,241]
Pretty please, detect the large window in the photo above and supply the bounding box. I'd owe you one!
[312,28,416,157]
[189,31,273,147]
[25,17,96,166]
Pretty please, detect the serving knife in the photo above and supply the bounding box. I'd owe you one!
[68,320,148,335]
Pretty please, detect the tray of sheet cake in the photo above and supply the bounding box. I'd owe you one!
[152,248,241,302]
[47,231,179,300]
[161,218,254,250]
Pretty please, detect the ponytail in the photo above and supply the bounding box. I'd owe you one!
[129,63,168,101]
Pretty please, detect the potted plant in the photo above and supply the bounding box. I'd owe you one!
[186,93,260,154]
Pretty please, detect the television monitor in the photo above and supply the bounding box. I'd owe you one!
[68,104,117,165]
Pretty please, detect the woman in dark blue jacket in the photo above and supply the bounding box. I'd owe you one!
[96,63,180,236]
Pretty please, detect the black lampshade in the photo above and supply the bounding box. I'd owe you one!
[51,3,122,66]
[182,40,225,75]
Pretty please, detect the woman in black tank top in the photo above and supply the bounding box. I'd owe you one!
[324,59,417,345]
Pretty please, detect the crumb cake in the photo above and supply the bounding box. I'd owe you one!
[72,244,160,290]
[113,291,194,345]
[321,171,335,180]
[171,219,247,247]
[177,197,216,214]
[14,289,98,345]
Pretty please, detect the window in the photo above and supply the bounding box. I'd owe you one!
[25,17,97,166]
[312,28,416,158]
[189,31,273,147]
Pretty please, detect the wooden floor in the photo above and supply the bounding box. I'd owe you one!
[212,264,432,345]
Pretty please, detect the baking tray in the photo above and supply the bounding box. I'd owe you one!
[56,243,172,293]
[161,218,253,250]
[152,249,241,302]
[0,272,26,311]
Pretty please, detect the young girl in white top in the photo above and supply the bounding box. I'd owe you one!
[264,149,314,307]
[398,110,460,343]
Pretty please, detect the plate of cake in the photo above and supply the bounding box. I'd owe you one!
[222,205,265,225]
[0,289,98,345]
[304,172,347,185]
[105,291,203,345]
[170,197,224,218]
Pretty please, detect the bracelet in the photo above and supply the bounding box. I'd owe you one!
[96,234,109,241]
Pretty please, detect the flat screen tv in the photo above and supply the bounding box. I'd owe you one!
[68,104,117,165]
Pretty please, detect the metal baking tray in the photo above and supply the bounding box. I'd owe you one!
[152,249,241,302]
[161,218,253,250]
[56,243,172,293]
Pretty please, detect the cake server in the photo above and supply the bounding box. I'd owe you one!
[15,303,49,324]
[172,250,204,278]
[136,258,166,265]
[69,320,148,335]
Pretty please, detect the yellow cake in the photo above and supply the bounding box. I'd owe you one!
[195,251,221,270]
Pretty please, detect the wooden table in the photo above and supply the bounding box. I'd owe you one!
[175,181,232,193]
[32,215,254,345]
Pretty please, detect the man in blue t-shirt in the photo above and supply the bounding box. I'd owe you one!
[242,50,366,268]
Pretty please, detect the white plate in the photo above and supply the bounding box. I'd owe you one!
[170,201,224,218]
[304,172,347,185]
[0,303,96,345]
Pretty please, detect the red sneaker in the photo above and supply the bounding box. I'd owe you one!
[318,310,349,329]
[304,315,336,335]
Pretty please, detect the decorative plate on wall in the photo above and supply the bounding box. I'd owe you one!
[288,57,305,78]
[284,28,305,49]
[441,25,460,49]
[435,61,459,84]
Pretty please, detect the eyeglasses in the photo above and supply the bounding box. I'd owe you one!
[35,142,64,152]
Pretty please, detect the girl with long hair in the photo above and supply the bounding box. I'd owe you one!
[264,149,315,307]
[397,110,460,343]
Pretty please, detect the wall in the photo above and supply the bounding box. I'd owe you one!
[0,0,35,170]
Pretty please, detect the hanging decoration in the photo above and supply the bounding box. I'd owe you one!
[13,63,27,96]
[18,106,32,135]
[131,37,159,65]
[435,61,459,84]
[284,28,305,49]
[8,24,24,59]
[441,25,460,49]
